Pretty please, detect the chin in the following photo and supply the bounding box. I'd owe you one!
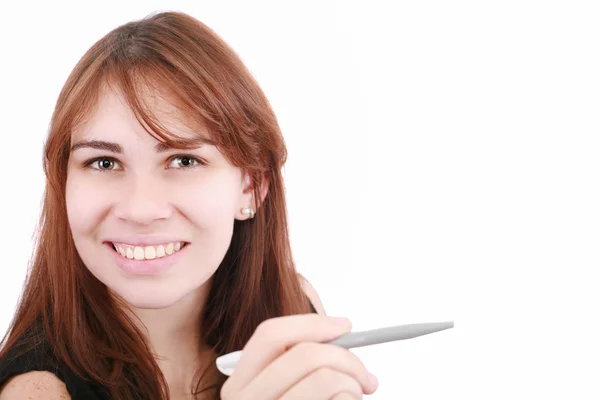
[124,296,179,310]
[113,283,190,310]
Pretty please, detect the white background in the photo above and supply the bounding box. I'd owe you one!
[1,1,599,398]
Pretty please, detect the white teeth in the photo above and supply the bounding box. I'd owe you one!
[144,246,156,260]
[134,247,145,260]
[113,242,184,261]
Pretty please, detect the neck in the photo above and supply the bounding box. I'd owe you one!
[127,279,216,397]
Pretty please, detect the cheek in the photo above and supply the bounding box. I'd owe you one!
[170,172,241,271]
[173,172,240,226]
[66,172,112,236]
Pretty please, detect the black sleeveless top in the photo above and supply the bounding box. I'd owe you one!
[0,302,317,399]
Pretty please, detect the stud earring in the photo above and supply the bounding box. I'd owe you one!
[241,207,256,218]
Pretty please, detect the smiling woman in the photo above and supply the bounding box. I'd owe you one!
[64,88,248,308]
[0,10,376,400]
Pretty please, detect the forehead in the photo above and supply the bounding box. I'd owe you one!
[72,86,208,143]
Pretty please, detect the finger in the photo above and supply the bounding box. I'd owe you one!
[331,393,361,400]
[278,368,362,400]
[243,342,376,398]
[223,314,352,391]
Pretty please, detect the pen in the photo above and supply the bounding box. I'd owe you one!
[216,320,454,376]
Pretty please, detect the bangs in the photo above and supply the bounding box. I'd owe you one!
[98,61,219,150]
[49,10,279,186]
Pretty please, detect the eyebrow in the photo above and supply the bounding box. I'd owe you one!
[70,137,214,154]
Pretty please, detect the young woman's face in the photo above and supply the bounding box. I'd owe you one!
[66,88,253,309]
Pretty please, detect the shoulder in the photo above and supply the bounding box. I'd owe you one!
[0,371,70,399]
[298,273,326,315]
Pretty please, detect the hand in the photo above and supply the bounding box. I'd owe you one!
[220,314,378,399]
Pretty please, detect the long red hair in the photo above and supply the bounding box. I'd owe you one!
[0,11,312,399]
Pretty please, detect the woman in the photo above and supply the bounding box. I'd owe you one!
[0,11,378,400]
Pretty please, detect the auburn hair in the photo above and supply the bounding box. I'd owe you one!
[0,11,312,399]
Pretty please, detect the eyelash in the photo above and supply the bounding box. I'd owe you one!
[83,155,205,172]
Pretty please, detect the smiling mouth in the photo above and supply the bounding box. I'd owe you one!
[109,241,188,261]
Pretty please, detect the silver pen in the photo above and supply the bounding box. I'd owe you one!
[216,320,454,376]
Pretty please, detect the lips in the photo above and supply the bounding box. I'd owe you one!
[106,240,189,275]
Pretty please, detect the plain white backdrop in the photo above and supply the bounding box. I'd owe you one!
[1,1,599,398]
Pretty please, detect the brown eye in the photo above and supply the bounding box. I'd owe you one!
[169,156,200,169]
[88,158,121,171]
[179,157,193,167]
[97,159,114,170]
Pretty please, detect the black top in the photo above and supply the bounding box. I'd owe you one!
[0,302,317,399]
[0,338,110,399]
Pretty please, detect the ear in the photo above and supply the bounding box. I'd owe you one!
[235,172,270,220]
[257,174,269,205]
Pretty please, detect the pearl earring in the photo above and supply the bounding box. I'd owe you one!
[241,207,256,218]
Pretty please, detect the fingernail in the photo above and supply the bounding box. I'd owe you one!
[328,316,351,326]
[367,372,379,389]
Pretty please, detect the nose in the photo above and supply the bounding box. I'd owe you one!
[113,174,172,225]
